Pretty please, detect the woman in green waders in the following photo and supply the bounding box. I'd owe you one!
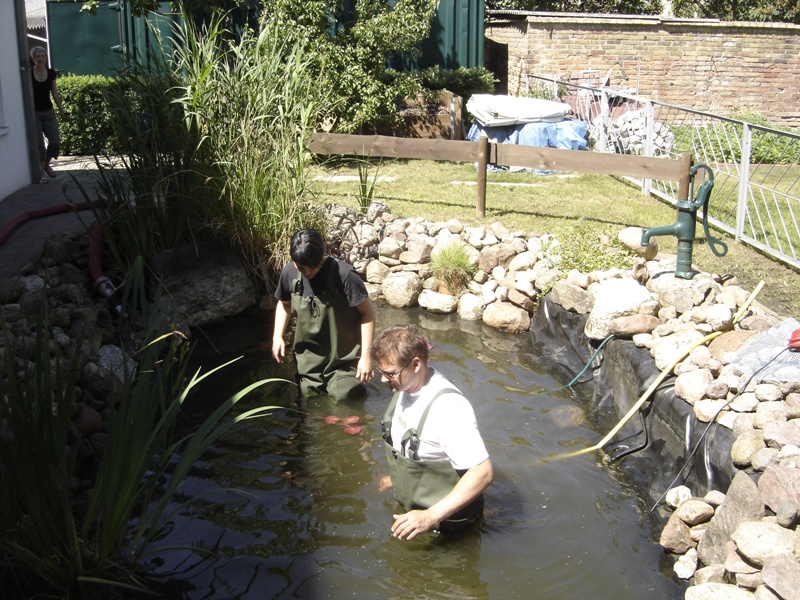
[272,229,375,402]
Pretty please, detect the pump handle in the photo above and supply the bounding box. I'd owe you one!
[691,165,728,258]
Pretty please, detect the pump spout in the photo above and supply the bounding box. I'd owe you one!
[640,204,700,279]
[641,223,679,247]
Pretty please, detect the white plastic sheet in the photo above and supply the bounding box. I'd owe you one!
[466,94,572,127]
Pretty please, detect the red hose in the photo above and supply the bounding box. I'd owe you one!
[88,222,104,283]
[0,201,104,247]
[0,200,116,310]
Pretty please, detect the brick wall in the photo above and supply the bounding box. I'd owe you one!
[485,13,800,128]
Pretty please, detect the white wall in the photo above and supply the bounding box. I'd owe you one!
[0,0,34,200]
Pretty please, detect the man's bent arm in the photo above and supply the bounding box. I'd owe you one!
[391,458,494,540]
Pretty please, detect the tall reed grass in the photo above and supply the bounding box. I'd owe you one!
[98,49,209,271]
[172,13,331,280]
[96,13,329,287]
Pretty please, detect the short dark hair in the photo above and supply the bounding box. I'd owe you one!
[371,325,429,367]
[290,229,325,268]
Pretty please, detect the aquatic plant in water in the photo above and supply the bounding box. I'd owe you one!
[0,261,290,597]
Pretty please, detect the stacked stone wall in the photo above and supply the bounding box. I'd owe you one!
[485,14,800,127]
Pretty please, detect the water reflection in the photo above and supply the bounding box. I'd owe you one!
[148,306,684,599]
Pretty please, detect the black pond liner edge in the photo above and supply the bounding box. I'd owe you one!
[530,294,736,528]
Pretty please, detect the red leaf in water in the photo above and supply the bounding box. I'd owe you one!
[341,415,360,425]
[343,425,362,435]
[324,415,340,424]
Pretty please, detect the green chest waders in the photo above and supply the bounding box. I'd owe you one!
[291,271,362,399]
[382,389,484,531]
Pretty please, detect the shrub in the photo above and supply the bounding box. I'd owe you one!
[384,65,497,103]
[58,75,119,155]
[417,65,497,101]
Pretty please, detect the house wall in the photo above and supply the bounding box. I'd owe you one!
[485,13,800,128]
[0,0,33,199]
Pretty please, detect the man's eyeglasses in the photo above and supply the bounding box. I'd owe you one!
[376,358,412,381]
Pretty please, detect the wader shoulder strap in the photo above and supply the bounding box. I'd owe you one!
[292,258,342,299]
[382,391,402,445]
[292,271,303,296]
[398,387,458,461]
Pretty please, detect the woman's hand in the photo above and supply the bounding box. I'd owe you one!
[356,355,373,383]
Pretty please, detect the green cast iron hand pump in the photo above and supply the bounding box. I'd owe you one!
[641,164,728,279]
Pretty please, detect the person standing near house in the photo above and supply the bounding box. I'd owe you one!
[272,228,375,403]
[372,324,493,540]
[30,46,65,182]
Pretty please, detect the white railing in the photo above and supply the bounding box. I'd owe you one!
[527,75,800,271]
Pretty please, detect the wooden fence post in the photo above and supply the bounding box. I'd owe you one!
[678,152,693,201]
[476,136,489,217]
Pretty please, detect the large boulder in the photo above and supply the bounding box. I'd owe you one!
[418,289,458,314]
[151,241,256,327]
[381,271,423,308]
[458,293,486,321]
[482,301,531,333]
[478,243,517,273]
[584,278,659,340]
[697,471,766,567]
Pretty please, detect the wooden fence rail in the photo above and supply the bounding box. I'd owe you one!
[308,132,693,218]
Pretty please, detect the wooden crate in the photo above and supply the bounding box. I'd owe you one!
[362,91,464,140]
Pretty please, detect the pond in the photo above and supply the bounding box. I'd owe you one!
[149,305,685,599]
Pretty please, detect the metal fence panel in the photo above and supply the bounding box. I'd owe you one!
[528,76,800,271]
[47,1,122,76]
[47,1,177,77]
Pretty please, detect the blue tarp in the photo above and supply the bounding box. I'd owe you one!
[467,120,587,150]
[466,119,588,172]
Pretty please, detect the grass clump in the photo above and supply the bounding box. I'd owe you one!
[431,240,478,294]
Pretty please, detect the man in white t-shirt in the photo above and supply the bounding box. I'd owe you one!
[372,325,493,540]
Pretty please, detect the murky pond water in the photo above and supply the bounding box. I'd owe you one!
[149,305,685,599]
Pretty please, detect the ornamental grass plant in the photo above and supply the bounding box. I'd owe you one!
[94,12,328,287]
[170,13,329,281]
[431,240,478,294]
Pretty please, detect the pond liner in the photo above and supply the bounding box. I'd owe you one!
[530,295,736,524]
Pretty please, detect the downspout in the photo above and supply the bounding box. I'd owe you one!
[13,0,41,184]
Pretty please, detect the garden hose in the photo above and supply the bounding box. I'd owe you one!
[544,280,765,462]
[530,334,614,398]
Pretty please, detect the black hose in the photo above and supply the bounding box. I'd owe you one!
[648,346,791,513]
[610,409,649,463]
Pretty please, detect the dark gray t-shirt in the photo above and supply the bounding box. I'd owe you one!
[274,256,367,307]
